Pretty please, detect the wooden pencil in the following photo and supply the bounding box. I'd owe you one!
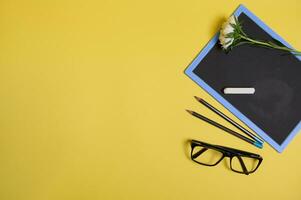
[186,110,262,149]
[194,96,264,144]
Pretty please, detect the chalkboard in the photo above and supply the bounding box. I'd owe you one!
[185,5,301,152]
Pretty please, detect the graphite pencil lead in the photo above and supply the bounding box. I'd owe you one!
[185,110,194,115]
[194,96,202,102]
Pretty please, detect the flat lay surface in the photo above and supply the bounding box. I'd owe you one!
[0,0,301,200]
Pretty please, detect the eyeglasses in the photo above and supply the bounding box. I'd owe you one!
[190,140,263,175]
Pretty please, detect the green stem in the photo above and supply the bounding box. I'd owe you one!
[240,35,301,55]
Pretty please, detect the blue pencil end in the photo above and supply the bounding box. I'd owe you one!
[254,141,263,149]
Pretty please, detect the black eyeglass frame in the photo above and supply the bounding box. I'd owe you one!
[190,140,263,175]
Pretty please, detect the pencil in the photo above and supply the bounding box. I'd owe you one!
[186,110,262,149]
[194,96,264,144]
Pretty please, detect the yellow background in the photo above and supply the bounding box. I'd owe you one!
[1,0,301,199]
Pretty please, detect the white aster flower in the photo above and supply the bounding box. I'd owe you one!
[219,16,236,50]
[218,15,301,55]
[219,34,234,50]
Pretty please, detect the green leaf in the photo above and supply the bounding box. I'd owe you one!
[226,32,234,38]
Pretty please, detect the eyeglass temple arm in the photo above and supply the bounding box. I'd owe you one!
[237,156,249,175]
[191,148,208,159]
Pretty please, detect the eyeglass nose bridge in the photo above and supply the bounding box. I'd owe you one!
[222,151,233,157]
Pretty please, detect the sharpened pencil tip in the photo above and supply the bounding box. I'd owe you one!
[194,96,202,101]
[186,109,194,115]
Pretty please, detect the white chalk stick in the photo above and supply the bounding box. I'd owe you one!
[223,87,255,94]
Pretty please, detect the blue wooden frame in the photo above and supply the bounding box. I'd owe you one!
[185,4,301,153]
